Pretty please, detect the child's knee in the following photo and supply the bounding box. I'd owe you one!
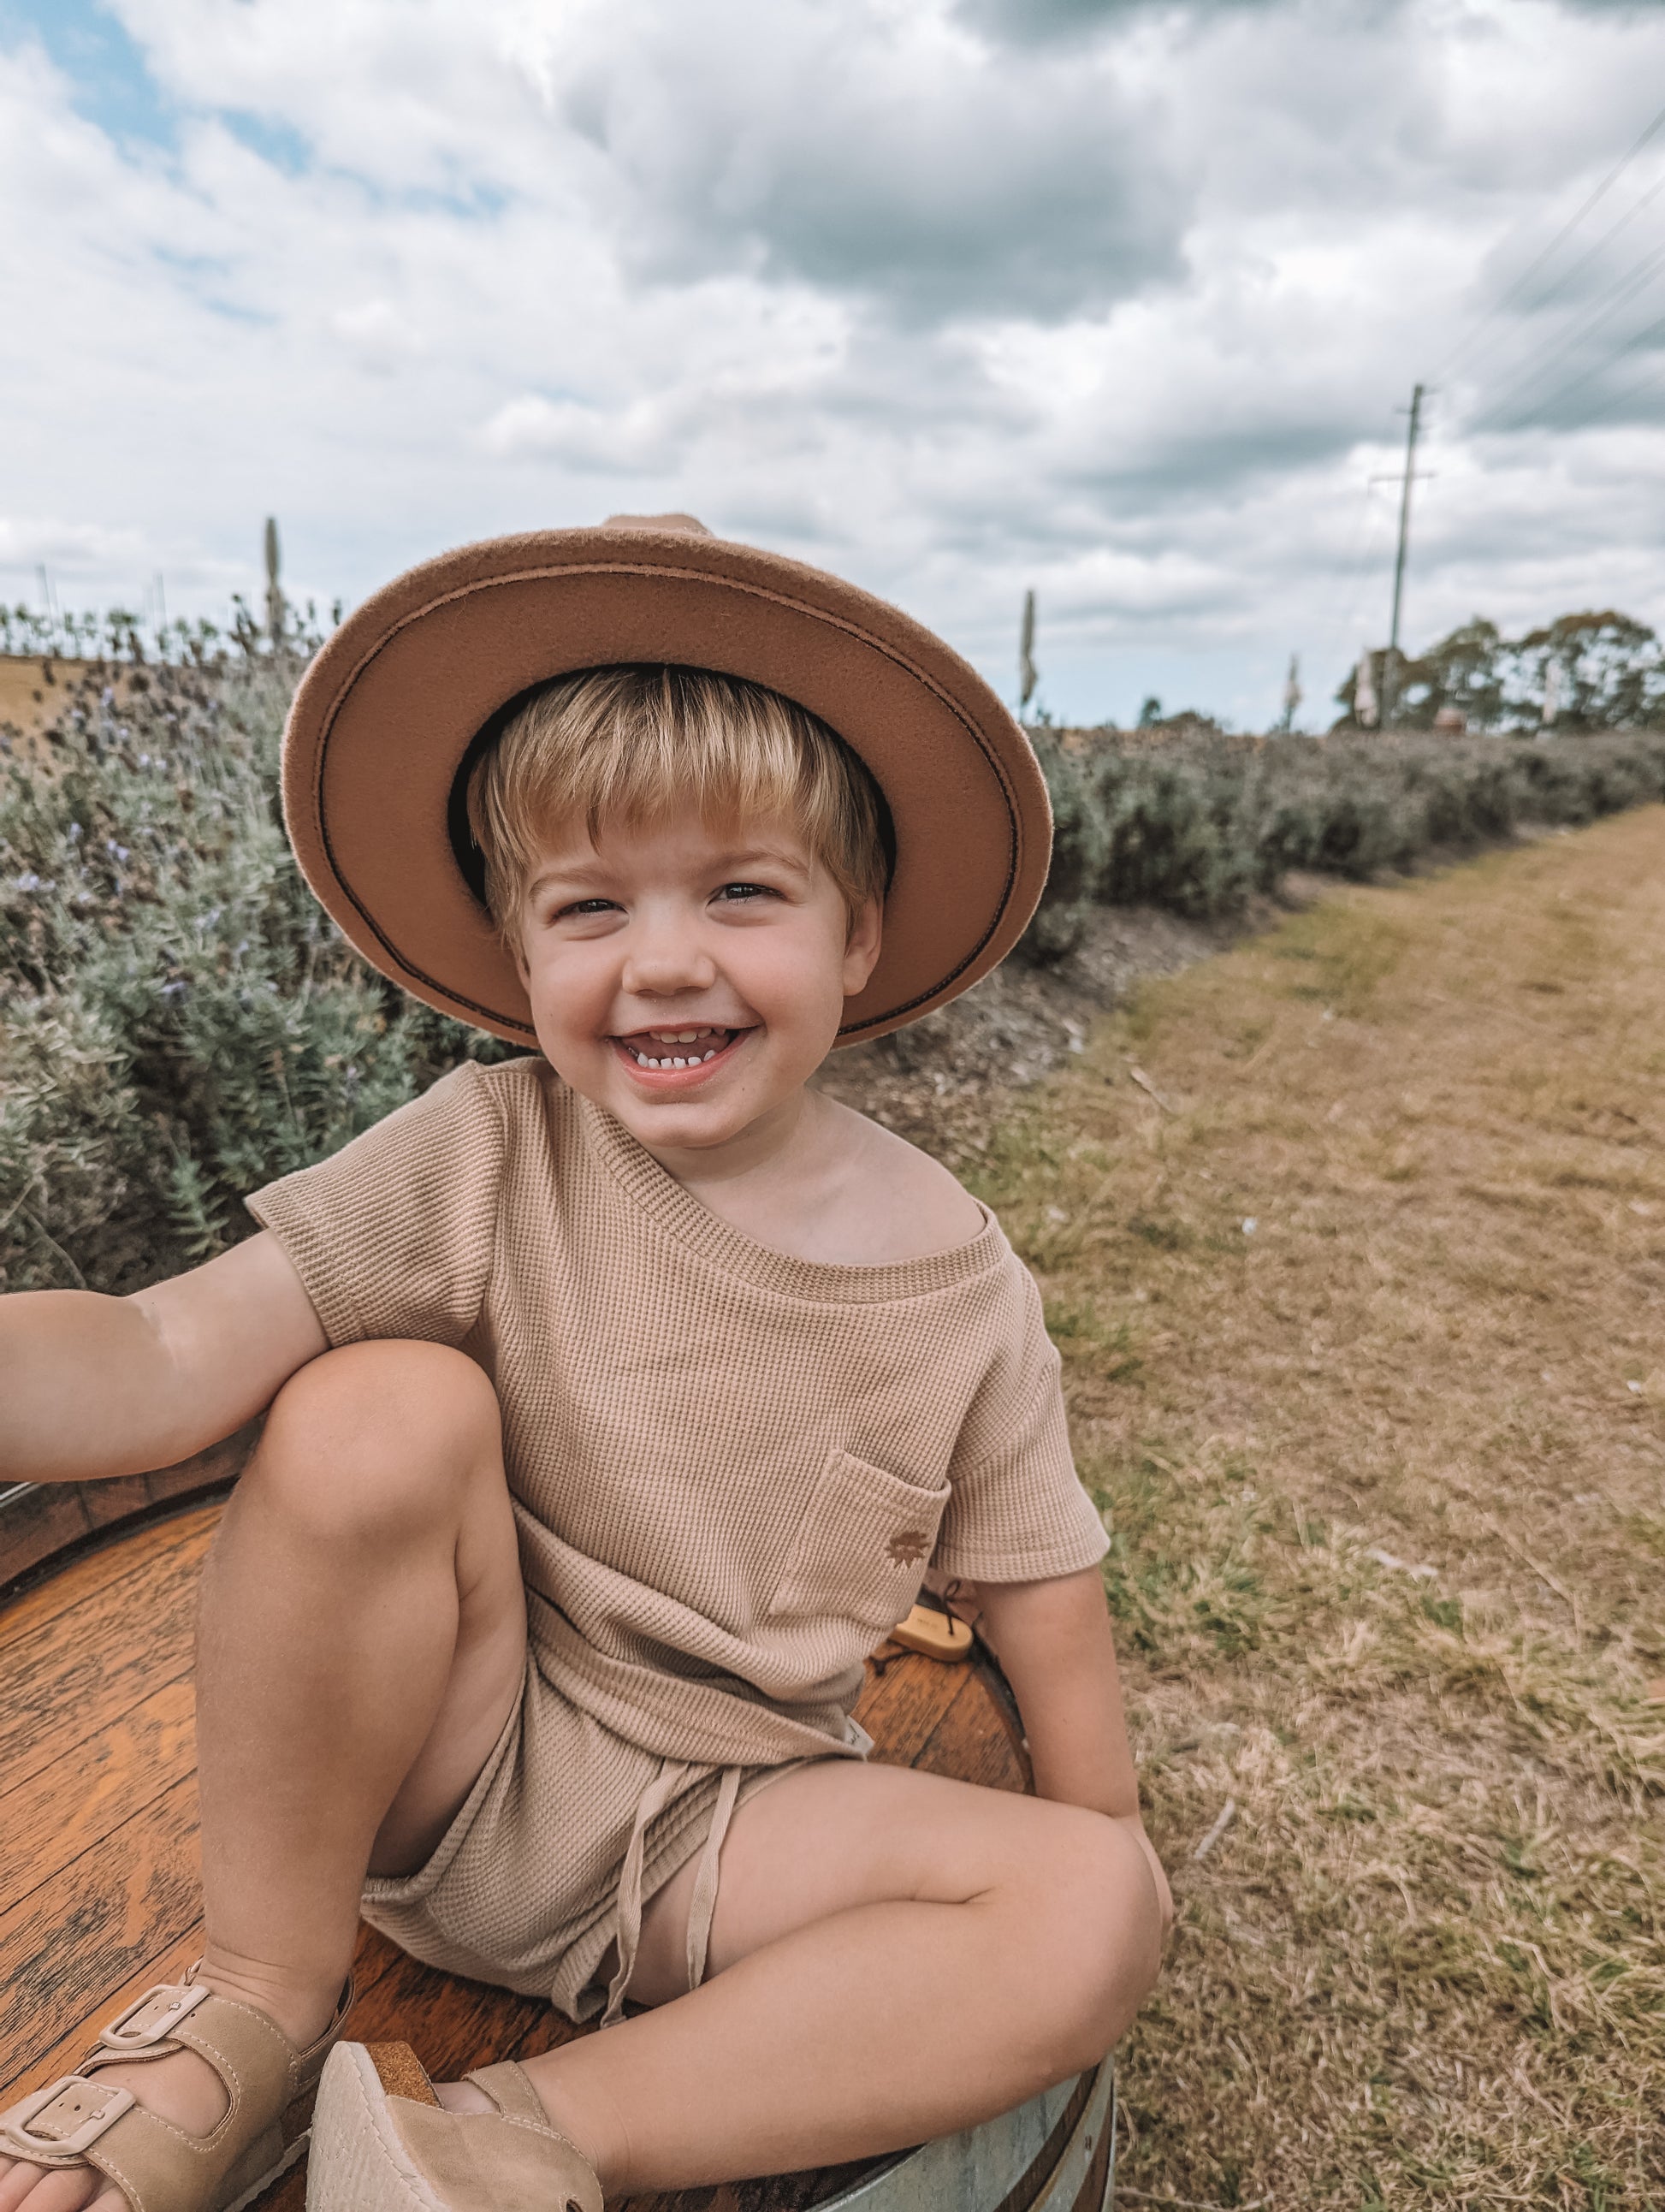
[247,1340,502,1542]
[1021,1811,1164,2073]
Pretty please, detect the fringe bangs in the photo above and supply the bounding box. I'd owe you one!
[469,665,888,940]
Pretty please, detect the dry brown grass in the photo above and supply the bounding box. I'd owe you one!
[968,810,1665,2209]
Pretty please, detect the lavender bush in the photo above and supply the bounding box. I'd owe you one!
[1,645,511,1296]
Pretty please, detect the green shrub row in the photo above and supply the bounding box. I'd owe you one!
[1018,723,1665,957]
[8,658,1665,1293]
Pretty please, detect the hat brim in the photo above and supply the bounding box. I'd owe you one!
[281,525,1051,1047]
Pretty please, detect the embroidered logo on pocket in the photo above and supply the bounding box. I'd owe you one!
[887,1530,930,1564]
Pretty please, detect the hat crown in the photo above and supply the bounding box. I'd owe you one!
[602,513,712,537]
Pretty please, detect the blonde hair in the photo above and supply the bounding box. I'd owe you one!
[466,664,890,939]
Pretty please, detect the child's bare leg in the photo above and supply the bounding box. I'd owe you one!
[195,1341,526,2027]
[507,1758,1162,2197]
[0,1341,524,2212]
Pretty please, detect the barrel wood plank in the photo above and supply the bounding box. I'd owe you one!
[2,1675,197,1910]
[0,1503,222,1657]
[0,1532,209,1788]
[0,1427,258,1599]
[0,1777,203,2082]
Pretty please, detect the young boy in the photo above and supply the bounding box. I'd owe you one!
[0,518,1170,2212]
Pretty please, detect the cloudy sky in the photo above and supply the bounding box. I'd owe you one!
[3,0,1665,727]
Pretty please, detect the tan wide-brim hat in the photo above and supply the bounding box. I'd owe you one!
[281,515,1052,1047]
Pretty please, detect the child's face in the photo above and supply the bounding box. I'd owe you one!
[513,809,881,1160]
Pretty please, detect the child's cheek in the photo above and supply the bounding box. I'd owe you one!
[527,946,609,1046]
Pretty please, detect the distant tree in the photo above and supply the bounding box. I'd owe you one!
[1389,620,1508,732]
[1137,694,1163,727]
[1513,611,1665,732]
[1332,611,1665,732]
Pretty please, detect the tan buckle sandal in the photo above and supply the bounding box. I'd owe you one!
[0,1973,353,2212]
[306,2043,602,2212]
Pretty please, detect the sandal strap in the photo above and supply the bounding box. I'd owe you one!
[74,1973,354,2102]
[97,1983,215,2055]
[388,2097,603,2212]
[462,2060,548,2125]
[73,2093,278,2212]
[0,1975,355,2212]
[1,2076,136,2166]
[77,1985,293,2117]
[289,1974,357,2099]
[0,2073,276,2212]
[171,1991,295,2110]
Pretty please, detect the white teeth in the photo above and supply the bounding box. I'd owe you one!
[623,1028,732,1070]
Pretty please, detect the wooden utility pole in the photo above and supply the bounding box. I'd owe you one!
[264,517,285,648]
[1383,383,1425,726]
[1018,589,1038,712]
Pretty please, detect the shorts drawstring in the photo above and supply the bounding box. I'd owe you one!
[685,1762,743,1996]
[600,1758,745,2027]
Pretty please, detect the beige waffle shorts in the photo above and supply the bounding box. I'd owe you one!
[360,1652,805,2023]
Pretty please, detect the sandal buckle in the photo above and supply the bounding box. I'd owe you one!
[99,1982,211,2051]
[4,2077,136,2156]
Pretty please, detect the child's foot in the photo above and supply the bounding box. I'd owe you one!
[309,2047,603,2212]
[0,2043,228,2212]
[0,1978,344,2212]
[432,2079,495,2116]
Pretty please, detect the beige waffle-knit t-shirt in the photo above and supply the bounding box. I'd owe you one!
[248,1058,1107,1771]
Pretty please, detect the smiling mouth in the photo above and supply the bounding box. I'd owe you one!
[612,1024,746,1072]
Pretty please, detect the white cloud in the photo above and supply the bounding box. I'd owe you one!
[477,394,673,473]
[3,0,1665,726]
[534,0,1188,323]
[329,298,430,375]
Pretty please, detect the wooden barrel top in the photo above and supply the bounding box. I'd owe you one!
[0,1489,1040,2212]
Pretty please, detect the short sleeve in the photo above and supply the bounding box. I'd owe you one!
[933,1260,1109,1583]
[246,1062,506,1349]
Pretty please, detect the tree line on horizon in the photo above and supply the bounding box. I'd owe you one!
[1334,609,1665,735]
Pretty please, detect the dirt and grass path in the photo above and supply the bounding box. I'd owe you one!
[969,809,1665,2209]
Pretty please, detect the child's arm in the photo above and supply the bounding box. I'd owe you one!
[978,1566,1174,1930]
[0,1231,326,1484]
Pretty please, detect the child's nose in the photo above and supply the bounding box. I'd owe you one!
[620,922,718,998]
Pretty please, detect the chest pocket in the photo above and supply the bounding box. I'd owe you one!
[771,1449,951,1634]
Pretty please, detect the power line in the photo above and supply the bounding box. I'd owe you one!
[1569,349,1665,434]
[1310,477,1395,704]
[1333,497,1395,648]
[1471,233,1665,433]
[1436,97,1665,383]
[1508,302,1665,430]
[1492,166,1665,341]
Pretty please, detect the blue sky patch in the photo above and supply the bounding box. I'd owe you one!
[222,109,311,177]
[0,0,178,151]
[0,3,316,179]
